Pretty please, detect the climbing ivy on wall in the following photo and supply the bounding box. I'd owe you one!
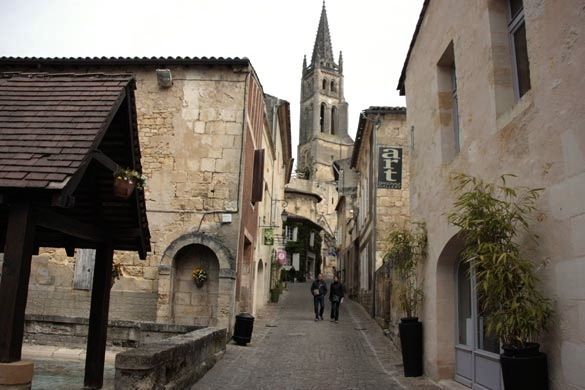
[284,220,322,280]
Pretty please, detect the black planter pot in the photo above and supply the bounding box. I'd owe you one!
[398,317,423,377]
[500,343,548,390]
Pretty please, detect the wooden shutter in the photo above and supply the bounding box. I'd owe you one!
[73,248,96,290]
[251,149,265,203]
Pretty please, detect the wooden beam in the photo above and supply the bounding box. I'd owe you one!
[36,208,107,242]
[83,243,114,389]
[0,201,36,362]
[125,92,149,260]
[92,150,120,173]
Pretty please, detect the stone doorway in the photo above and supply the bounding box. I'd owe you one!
[253,260,265,314]
[172,244,219,326]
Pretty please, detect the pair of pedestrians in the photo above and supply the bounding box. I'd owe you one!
[310,273,345,322]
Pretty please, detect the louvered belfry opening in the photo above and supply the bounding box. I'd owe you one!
[0,73,150,389]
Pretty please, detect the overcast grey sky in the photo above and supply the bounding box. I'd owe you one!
[0,0,423,152]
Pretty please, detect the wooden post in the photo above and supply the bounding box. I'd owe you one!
[0,201,36,363]
[83,243,114,389]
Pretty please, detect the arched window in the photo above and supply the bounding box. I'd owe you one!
[331,80,336,92]
[331,106,337,135]
[322,79,327,90]
[320,103,326,133]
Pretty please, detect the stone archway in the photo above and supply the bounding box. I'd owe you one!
[432,232,465,380]
[157,232,236,330]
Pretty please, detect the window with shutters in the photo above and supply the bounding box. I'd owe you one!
[285,226,298,243]
[251,149,265,203]
[73,248,96,290]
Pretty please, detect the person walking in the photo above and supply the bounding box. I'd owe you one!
[329,275,345,323]
[310,273,327,321]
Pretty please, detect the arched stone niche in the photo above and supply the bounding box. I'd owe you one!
[157,232,236,331]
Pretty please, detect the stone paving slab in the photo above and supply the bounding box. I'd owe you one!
[193,282,442,390]
[22,344,121,364]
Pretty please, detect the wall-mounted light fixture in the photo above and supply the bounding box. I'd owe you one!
[156,69,173,88]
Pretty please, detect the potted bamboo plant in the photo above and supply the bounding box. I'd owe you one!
[384,222,426,377]
[448,173,553,390]
[113,168,146,199]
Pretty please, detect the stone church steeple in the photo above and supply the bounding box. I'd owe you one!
[298,1,353,182]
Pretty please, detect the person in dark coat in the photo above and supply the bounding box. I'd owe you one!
[310,273,327,321]
[329,275,345,322]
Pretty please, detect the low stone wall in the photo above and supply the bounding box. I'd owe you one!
[115,327,226,390]
[357,290,373,316]
[24,314,201,348]
[374,262,400,348]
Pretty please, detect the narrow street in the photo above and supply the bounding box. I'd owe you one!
[193,282,438,390]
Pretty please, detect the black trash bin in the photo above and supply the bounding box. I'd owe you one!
[233,312,255,346]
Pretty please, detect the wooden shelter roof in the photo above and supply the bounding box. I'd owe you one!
[0,73,131,188]
[0,72,150,258]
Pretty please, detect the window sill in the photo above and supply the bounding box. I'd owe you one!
[496,89,534,132]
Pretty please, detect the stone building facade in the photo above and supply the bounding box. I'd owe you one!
[252,95,292,314]
[333,157,358,289]
[398,1,585,389]
[347,107,409,317]
[0,57,291,334]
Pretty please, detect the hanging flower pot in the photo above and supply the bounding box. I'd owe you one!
[113,177,136,199]
[113,168,146,199]
[192,266,208,288]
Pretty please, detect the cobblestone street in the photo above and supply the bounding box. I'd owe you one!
[193,282,439,390]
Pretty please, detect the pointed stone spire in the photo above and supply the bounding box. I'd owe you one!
[338,50,343,74]
[311,1,336,68]
[302,55,308,76]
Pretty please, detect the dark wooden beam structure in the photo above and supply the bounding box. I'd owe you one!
[0,73,151,389]
[0,201,36,362]
[83,243,114,389]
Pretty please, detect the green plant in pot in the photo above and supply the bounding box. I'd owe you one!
[383,222,426,377]
[448,173,553,390]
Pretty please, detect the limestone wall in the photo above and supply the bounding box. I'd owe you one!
[403,1,585,388]
[373,113,410,268]
[0,63,253,332]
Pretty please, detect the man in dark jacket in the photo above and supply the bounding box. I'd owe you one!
[329,275,345,322]
[310,273,327,321]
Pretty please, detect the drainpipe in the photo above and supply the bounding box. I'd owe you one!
[371,116,381,319]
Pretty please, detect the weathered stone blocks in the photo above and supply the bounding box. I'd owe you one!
[114,327,226,390]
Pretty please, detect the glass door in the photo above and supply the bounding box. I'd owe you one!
[455,261,502,390]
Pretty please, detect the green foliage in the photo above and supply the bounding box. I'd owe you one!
[447,173,553,347]
[284,221,322,277]
[383,223,427,319]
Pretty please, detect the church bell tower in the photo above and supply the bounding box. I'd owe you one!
[298,1,353,182]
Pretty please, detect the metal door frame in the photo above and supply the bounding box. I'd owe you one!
[454,261,502,390]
